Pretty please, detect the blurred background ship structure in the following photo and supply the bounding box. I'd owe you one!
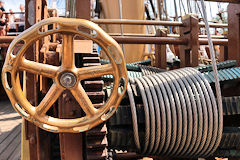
[0,0,240,160]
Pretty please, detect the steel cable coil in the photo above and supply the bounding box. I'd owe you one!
[138,77,156,154]
[135,78,151,154]
[176,69,205,157]
[170,70,197,156]
[127,80,141,151]
[189,68,223,157]
[142,76,161,154]
[148,76,167,154]
[127,68,222,158]
[151,74,172,155]
[153,73,177,155]
[157,72,184,156]
[166,70,192,156]
[187,68,219,157]
[180,69,212,157]
[139,65,165,76]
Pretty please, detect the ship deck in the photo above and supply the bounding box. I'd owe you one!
[0,100,21,160]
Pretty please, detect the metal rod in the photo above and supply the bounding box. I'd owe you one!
[108,33,226,39]
[92,19,183,26]
[117,0,125,54]
[0,35,228,46]
[92,19,228,28]
[112,36,228,45]
[199,22,227,28]
[199,38,228,45]
[112,36,188,45]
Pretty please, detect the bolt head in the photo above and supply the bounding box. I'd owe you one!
[59,72,77,88]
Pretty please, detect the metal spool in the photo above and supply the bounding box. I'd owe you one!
[110,67,223,158]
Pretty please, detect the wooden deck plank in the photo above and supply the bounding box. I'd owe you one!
[0,125,21,160]
[0,102,22,133]
[0,102,11,115]
[0,123,20,147]
[0,124,21,154]
[0,101,21,160]
[8,140,21,160]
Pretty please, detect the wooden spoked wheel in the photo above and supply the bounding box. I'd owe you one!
[2,17,128,133]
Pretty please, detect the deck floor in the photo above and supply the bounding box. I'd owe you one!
[0,100,21,160]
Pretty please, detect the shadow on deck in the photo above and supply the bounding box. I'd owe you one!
[0,101,21,160]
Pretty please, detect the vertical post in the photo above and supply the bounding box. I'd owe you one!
[24,0,44,160]
[76,0,91,20]
[155,28,167,69]
[179,15,199,67]
[219,45,228,62]
[58,1,90,160]
[228,4,240,66]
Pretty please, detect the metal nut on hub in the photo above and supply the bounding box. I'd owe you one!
[59,72,77,88]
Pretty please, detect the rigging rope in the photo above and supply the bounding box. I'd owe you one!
[200,0,223,156]
[180,0,187,15]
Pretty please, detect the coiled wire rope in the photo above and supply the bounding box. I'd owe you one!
[125,1,223,157]
[127,68,222,158]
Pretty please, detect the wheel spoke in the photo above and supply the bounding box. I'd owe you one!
[19,59,59,78]
[77,64,114,80]
[36,84,63,115]
[71,84,97,117]
[62,34,75,68]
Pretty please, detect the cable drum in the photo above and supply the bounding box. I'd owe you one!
[138,77,156,154]
[157,72,183,156]
[139,65,165,76]
[129,67,222,158]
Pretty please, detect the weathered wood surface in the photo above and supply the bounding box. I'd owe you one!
[0,101,21,160]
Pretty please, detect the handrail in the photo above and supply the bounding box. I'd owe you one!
[92,19,184,26]
[199,22,228,28]
[107,33,226,39]
[0,35,228,46]
[91,19,228,28]
[112,36,188,45]
[112,36,228,46]
[0,36,16,43]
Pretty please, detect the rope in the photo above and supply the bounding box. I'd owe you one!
[180,0,187,15]
[178,69,204,157]
[135,78,150,154]
[200,0,223,155]
[127,80,141,151]
[139,77,156,154]
[129,68,220,157]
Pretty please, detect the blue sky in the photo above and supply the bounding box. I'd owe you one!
[3,0,25,12]
[3,0,65,15]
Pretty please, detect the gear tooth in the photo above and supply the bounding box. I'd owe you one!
[81,47,108,160]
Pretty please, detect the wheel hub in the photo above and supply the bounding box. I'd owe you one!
[59,72,77,88]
